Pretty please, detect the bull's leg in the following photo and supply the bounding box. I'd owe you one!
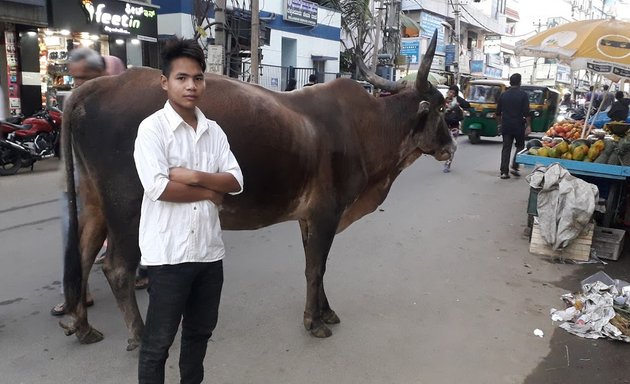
[101,231,144,351]
[60,200,107,344]
[299,212,340,338]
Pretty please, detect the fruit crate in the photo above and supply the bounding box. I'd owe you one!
[516,149,630,180]
[591,226,626,261]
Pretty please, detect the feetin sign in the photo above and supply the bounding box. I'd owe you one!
[81,0,156,35]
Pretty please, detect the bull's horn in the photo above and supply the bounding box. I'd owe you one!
[356,57,406,92]
[416,29,438,92]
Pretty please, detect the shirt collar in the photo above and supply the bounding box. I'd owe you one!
[163,101,208,134]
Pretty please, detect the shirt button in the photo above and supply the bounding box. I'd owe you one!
[193,206,197,210]
[191,230,195,234]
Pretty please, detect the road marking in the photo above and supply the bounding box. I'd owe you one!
[0,198,58,214]
[0,216,59,233]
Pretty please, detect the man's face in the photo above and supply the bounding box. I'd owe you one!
[160,57,206,114]
[69,59,104,88]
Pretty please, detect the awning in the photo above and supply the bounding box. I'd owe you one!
[311,55,338,62]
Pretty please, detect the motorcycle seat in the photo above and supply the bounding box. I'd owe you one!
[2,122,32,130]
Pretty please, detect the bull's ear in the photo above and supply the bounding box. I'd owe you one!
[417,100,430,116]
[416,30,438,92]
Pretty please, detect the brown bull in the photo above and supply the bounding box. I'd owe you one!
[61,32,454,350]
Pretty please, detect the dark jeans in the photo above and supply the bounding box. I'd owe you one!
[138,261,224,384]
[500,132,525,175]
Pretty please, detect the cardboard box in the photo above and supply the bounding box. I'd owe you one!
[529,221,594,262]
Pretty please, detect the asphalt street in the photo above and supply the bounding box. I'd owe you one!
[1,138,629,384]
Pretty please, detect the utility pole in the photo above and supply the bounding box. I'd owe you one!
[371,2,382,72]
[530,19,543,84]
[214,0,226,75]
[454,0,461,87]
[251,0,260,83]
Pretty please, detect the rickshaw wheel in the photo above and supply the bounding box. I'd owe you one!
[468,130,481,144]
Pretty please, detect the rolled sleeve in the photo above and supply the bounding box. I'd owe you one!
[217,131,244,195]
[134,120,171,201]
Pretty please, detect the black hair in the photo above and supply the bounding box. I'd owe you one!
[161,38,206,77]
[308,74,317,83]
[616,91,625,101]
[509,73,521,86]
[448,85,459,93]
[603,85,609,91]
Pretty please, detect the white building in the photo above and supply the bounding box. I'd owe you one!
[153,0,341,91]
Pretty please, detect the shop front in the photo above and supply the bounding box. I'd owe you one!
[43,0,158,107]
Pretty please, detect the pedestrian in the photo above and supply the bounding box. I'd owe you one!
[496,73,530,180]
[597,84,614,111]
[442,85,470,173]
[607,91,629,122]
[303,73,317,87]
[285,78,297,91]
[51,47,106,316]
[51,51,132,316]
[134,38,243,384]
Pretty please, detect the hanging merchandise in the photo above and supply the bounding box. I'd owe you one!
[5,31,21,116]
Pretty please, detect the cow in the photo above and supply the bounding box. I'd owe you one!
[60,32,454,350]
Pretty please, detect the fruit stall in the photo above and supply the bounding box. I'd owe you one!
[516,121,630,227]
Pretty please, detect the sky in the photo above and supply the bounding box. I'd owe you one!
[513,0,630,37]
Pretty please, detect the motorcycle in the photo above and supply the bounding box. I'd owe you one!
[0,107,62,176]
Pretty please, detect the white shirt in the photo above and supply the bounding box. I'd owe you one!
[134,101,243,266]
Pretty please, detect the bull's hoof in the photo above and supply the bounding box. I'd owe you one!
[59,320,77,336]
[77,326,104,344]
[310,324,332,338]
[322,309,340,324]
[127,337,141,351]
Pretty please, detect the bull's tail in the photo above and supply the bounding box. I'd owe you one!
[62,96,82,313]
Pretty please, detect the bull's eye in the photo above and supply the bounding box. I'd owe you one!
[439,106,445,112]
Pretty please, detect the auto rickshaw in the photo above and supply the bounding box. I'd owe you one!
[462,81,561,144]
[462,80,509,143]
[521,85,561,133]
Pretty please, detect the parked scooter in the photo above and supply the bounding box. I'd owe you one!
[0,107,62,176]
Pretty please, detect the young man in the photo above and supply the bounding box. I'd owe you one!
[496,73,530,180]
[442,85,470,173]
[134,39,243,384]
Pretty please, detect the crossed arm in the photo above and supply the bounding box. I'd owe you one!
[159,168,241,205]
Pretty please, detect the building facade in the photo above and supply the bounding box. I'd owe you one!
[152,0,341,91]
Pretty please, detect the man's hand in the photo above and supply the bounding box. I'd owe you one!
[525,125,532,136]
[207,189,224,205]
[169,167,198,186]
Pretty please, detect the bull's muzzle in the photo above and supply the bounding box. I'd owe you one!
[435,140,457,161]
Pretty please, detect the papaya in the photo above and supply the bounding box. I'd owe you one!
[572,147,586,161]
[587,146,600,161]
[556,141,569,154]
[561,152,573,160]
[593,140,605,152]
[548,148,559,158]
[537,147,550,157]
[528,147,539,156]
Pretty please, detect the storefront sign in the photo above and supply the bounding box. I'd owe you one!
[81,0,156,36]
[556,64,571,84]
[285,0,318,26]
[48,0,158,39]
[419,12,445,55]
[470,60,484,75]
[445,44,455,66]
[483,66,502,78]
[401,38,420,64]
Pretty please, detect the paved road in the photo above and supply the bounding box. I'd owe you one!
[1,140,629,384]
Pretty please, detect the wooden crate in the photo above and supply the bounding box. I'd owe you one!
[592,226,626,261]
[529,221,594,261]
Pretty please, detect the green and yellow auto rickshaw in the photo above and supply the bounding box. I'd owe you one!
[461,80,509,143]
[462,81,561,143]
[521,85,561,134]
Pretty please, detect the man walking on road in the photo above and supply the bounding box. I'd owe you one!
[496,73,530,180]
